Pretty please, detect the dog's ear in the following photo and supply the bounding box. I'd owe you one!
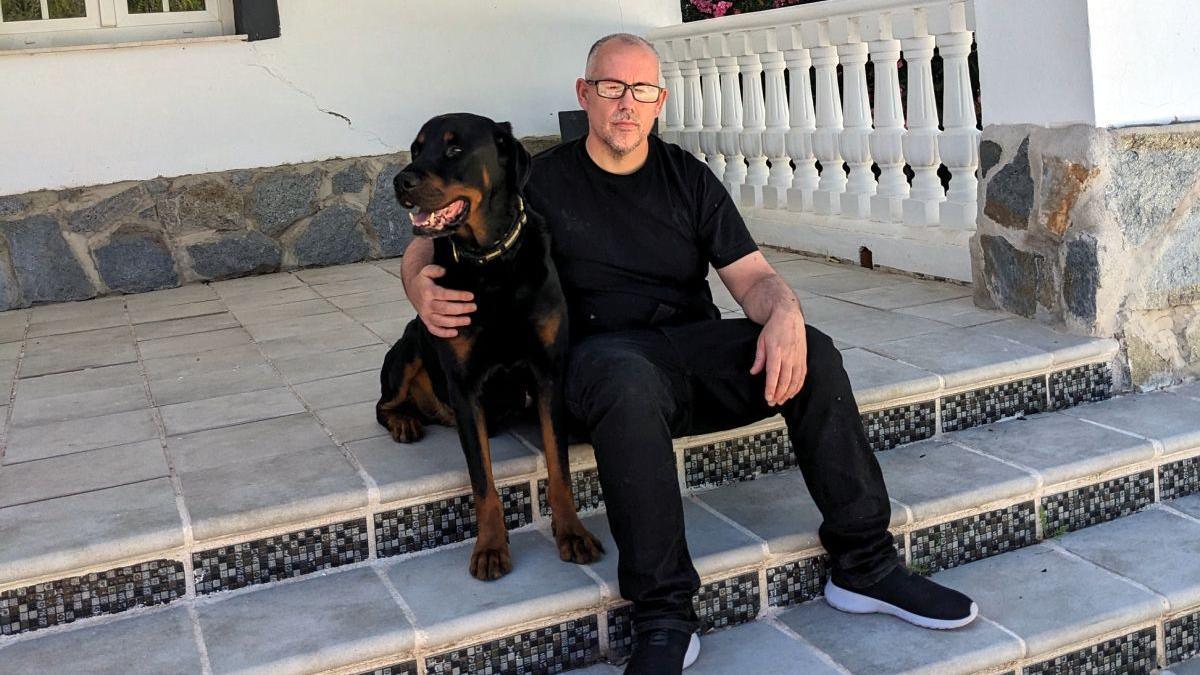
[494,121,532,192]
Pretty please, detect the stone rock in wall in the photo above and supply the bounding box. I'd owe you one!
[1038,158,1096,238]
[366,162,412,257]
[1137,199,1200,307]
[1106,132,1200,248]
[294,203,370,267]
[983,138,1033,230]
[980,234,1042,318]
[0,247,17,311]
[157,180,244,234]
[65,184,148,234]
[1063,236,1098,322]
[0,195,27,219]
[3,214,95,303]
[249,170,322,237]
[94,228,179,294]
[187,231,281,280]
[979,140,1003,179]
[332,163,370,195]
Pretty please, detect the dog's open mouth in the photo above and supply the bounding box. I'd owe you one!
[408,198,469,236]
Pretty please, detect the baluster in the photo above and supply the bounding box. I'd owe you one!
[698,44,725,179]
[930,2,980,229]
[732,31,769,208]
[779,25,818,213]
[757,29,792,210]
[831,17,875,219]
[862,13,908,223]
[656,41,684,147]
[805,21,846,215]
[895,9,944,226]
[709,34,746,196]
[673,38,705,162]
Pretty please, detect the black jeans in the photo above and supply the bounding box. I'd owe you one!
[564,318,899,633]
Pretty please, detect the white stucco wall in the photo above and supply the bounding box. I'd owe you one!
[0,0,681,196]
[975,0,1200,129]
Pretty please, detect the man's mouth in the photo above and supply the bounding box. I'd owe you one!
[406,198,469,236]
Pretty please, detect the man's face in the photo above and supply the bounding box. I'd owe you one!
[576,43,665,158]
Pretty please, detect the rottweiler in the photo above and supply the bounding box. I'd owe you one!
[378,113,604,580]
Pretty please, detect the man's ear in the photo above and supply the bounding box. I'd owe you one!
[494,120,532,191]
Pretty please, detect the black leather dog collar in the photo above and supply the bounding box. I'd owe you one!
[451,196,527,266]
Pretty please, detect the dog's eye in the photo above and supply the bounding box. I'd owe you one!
[445,146,462,158]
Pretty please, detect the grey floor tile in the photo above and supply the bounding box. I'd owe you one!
[27,296,126,323]
[1172,494,1200,519]
[841,347,941,408]
[869,328,1054,389]
[210,271,304,296]
[968,318,1117,365]
[21,326,137,377]
[878,440,1037,522]
[0,340,21,359]
[802,297,953,348]
[930,544,1162,656]
[159,387,305,436]
[343,299,418,325]
[348,425,538,504]
[0,440,167,508]
[294,369,378,409]
[254,324,382,360]
[137,327,254,360]
[149,362,284,406]
[28,311,127,338]
[167,413,335,473]
[15,361,144,399]
[317,400,390,444]
[0,357,16,387]
[894,296,1012,327]
[1062,391,1200,457]
[127,298,227,326]
[833,279,972,311]
[1174,381,1200,400]
[9,383,149,428]
[134,312,239,341]
[386,529,601,647]
[759,246,812,264]
[5,407,159,463]
[771,258,848,284]
[0,606,202,675]
[1173,657,1200,675]
[181,443,366,541]
[273,343,388,384]
[687,620,841,674]
[143,344,267,382]
[363,318,410,343]
[582,498,763,594]
[229,298,339,326]
[311,275,405,299]
[790,269,899,296]
[326,286,411,310]
[221,285,320,310]
[1057,508,1200,610]
[371,257,405,276]
[294,262,386,285]
[0,478,183,585]
[779,599,1023,675]
[952,413,1156,486]
[694,470,907,554]
[198,566,413,675]
[124,282,218,311]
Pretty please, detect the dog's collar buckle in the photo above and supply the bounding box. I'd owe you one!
[451,196,527,266]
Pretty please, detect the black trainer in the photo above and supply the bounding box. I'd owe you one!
[623,627,701,674]
[825,565,978,630]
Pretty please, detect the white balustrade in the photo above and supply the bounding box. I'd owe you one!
[832,16,875,220]
[698,46,726,179]
[656,42,684,147]
[862,12,908,224]
[930,1,980,228]
[758,30,793,210]
[731,31,770,208]
[711,34,747,195]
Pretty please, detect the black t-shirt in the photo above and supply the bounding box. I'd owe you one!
[526,135,758,343]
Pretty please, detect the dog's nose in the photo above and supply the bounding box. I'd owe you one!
[395,170,421,193]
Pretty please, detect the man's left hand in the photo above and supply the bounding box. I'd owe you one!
[749,307,807,407]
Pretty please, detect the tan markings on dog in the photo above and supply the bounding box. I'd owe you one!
[469,411,512,580]
[538,393,604,564]
[379,357,423,411]
[416,132,425,143]
[443,131,455,143]
[410,366,454,424]
[538,396,574,515]
[480,166,490,191]
[446,334,473,365]
[536,311,562,348]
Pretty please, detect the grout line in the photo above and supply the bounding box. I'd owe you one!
[758,609,853,674]
[1156,501,1200,527]
[1043,540,1172,614]
[687,493,770,558]
[949,439,1045,491]
[1071,415,1166,457]
[372,565,427,655]
[980,614,1029,660]
[185,603,214,675]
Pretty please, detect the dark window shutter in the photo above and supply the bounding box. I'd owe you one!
[234,0,280,41]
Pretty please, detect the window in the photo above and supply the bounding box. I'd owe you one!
[0,0,237,51]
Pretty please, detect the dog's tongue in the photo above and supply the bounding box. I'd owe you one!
[410,200,465,229]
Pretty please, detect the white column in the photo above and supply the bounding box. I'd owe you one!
[732,31,769,208]
[831,17,875,220]
[656,42,684,147]
[931,2,980,230]
[710,34,746,195]
[779,25,818,213]
[698,50,726,179]
[862,12,907,224]
[674,38,706,163]
[758,30,792,210]
[805,21,846,215]
[896,10,944,227]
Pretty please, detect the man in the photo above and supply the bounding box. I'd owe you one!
[401,33,976,674]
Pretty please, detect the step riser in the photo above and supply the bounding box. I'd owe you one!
[0,361,1124,641]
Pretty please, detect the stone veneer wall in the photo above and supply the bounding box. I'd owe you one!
[974,122,1200,390]
[0,136,560,312]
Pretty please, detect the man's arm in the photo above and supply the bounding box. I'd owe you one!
[399,237,475,338]
[716,251,807,407]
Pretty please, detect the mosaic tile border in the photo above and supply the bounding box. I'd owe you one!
[1162,455,1200,502]
[425,614,599,674]
[193,518,369,595]
[909,501,1037,575]
[358,661,419,675]
[767,554,829,608]
[862,401,937,453]
[375,483,534,558]
[1050,363,1113,411]
[683,427,795,488]
[1041,471,1155,537]
[1166,609,1200,666]
[1022,626,1156,674]
[1,558,185,636]
[538,469,605,517]
[941,376,1047,433]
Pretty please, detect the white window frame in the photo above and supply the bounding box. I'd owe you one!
[0,0,236,52]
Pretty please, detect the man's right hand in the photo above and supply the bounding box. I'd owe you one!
[411,265,476,338]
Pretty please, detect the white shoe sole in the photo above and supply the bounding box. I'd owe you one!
[682,633,701,669]
[823,578,979,630]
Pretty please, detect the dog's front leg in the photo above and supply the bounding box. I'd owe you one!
[449,390,512,580]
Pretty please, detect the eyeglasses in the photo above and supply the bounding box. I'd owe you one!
[586,79,663,103]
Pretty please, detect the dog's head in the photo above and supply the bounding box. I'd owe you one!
[394,113,531,241]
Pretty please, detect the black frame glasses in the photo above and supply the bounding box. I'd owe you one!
[586,79,663,103]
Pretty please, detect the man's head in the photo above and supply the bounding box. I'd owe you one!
[576,33,666,160]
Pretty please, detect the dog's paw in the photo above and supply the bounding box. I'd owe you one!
[553,521,605,565]
[468,543,512,581]
[387,415,424,443]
